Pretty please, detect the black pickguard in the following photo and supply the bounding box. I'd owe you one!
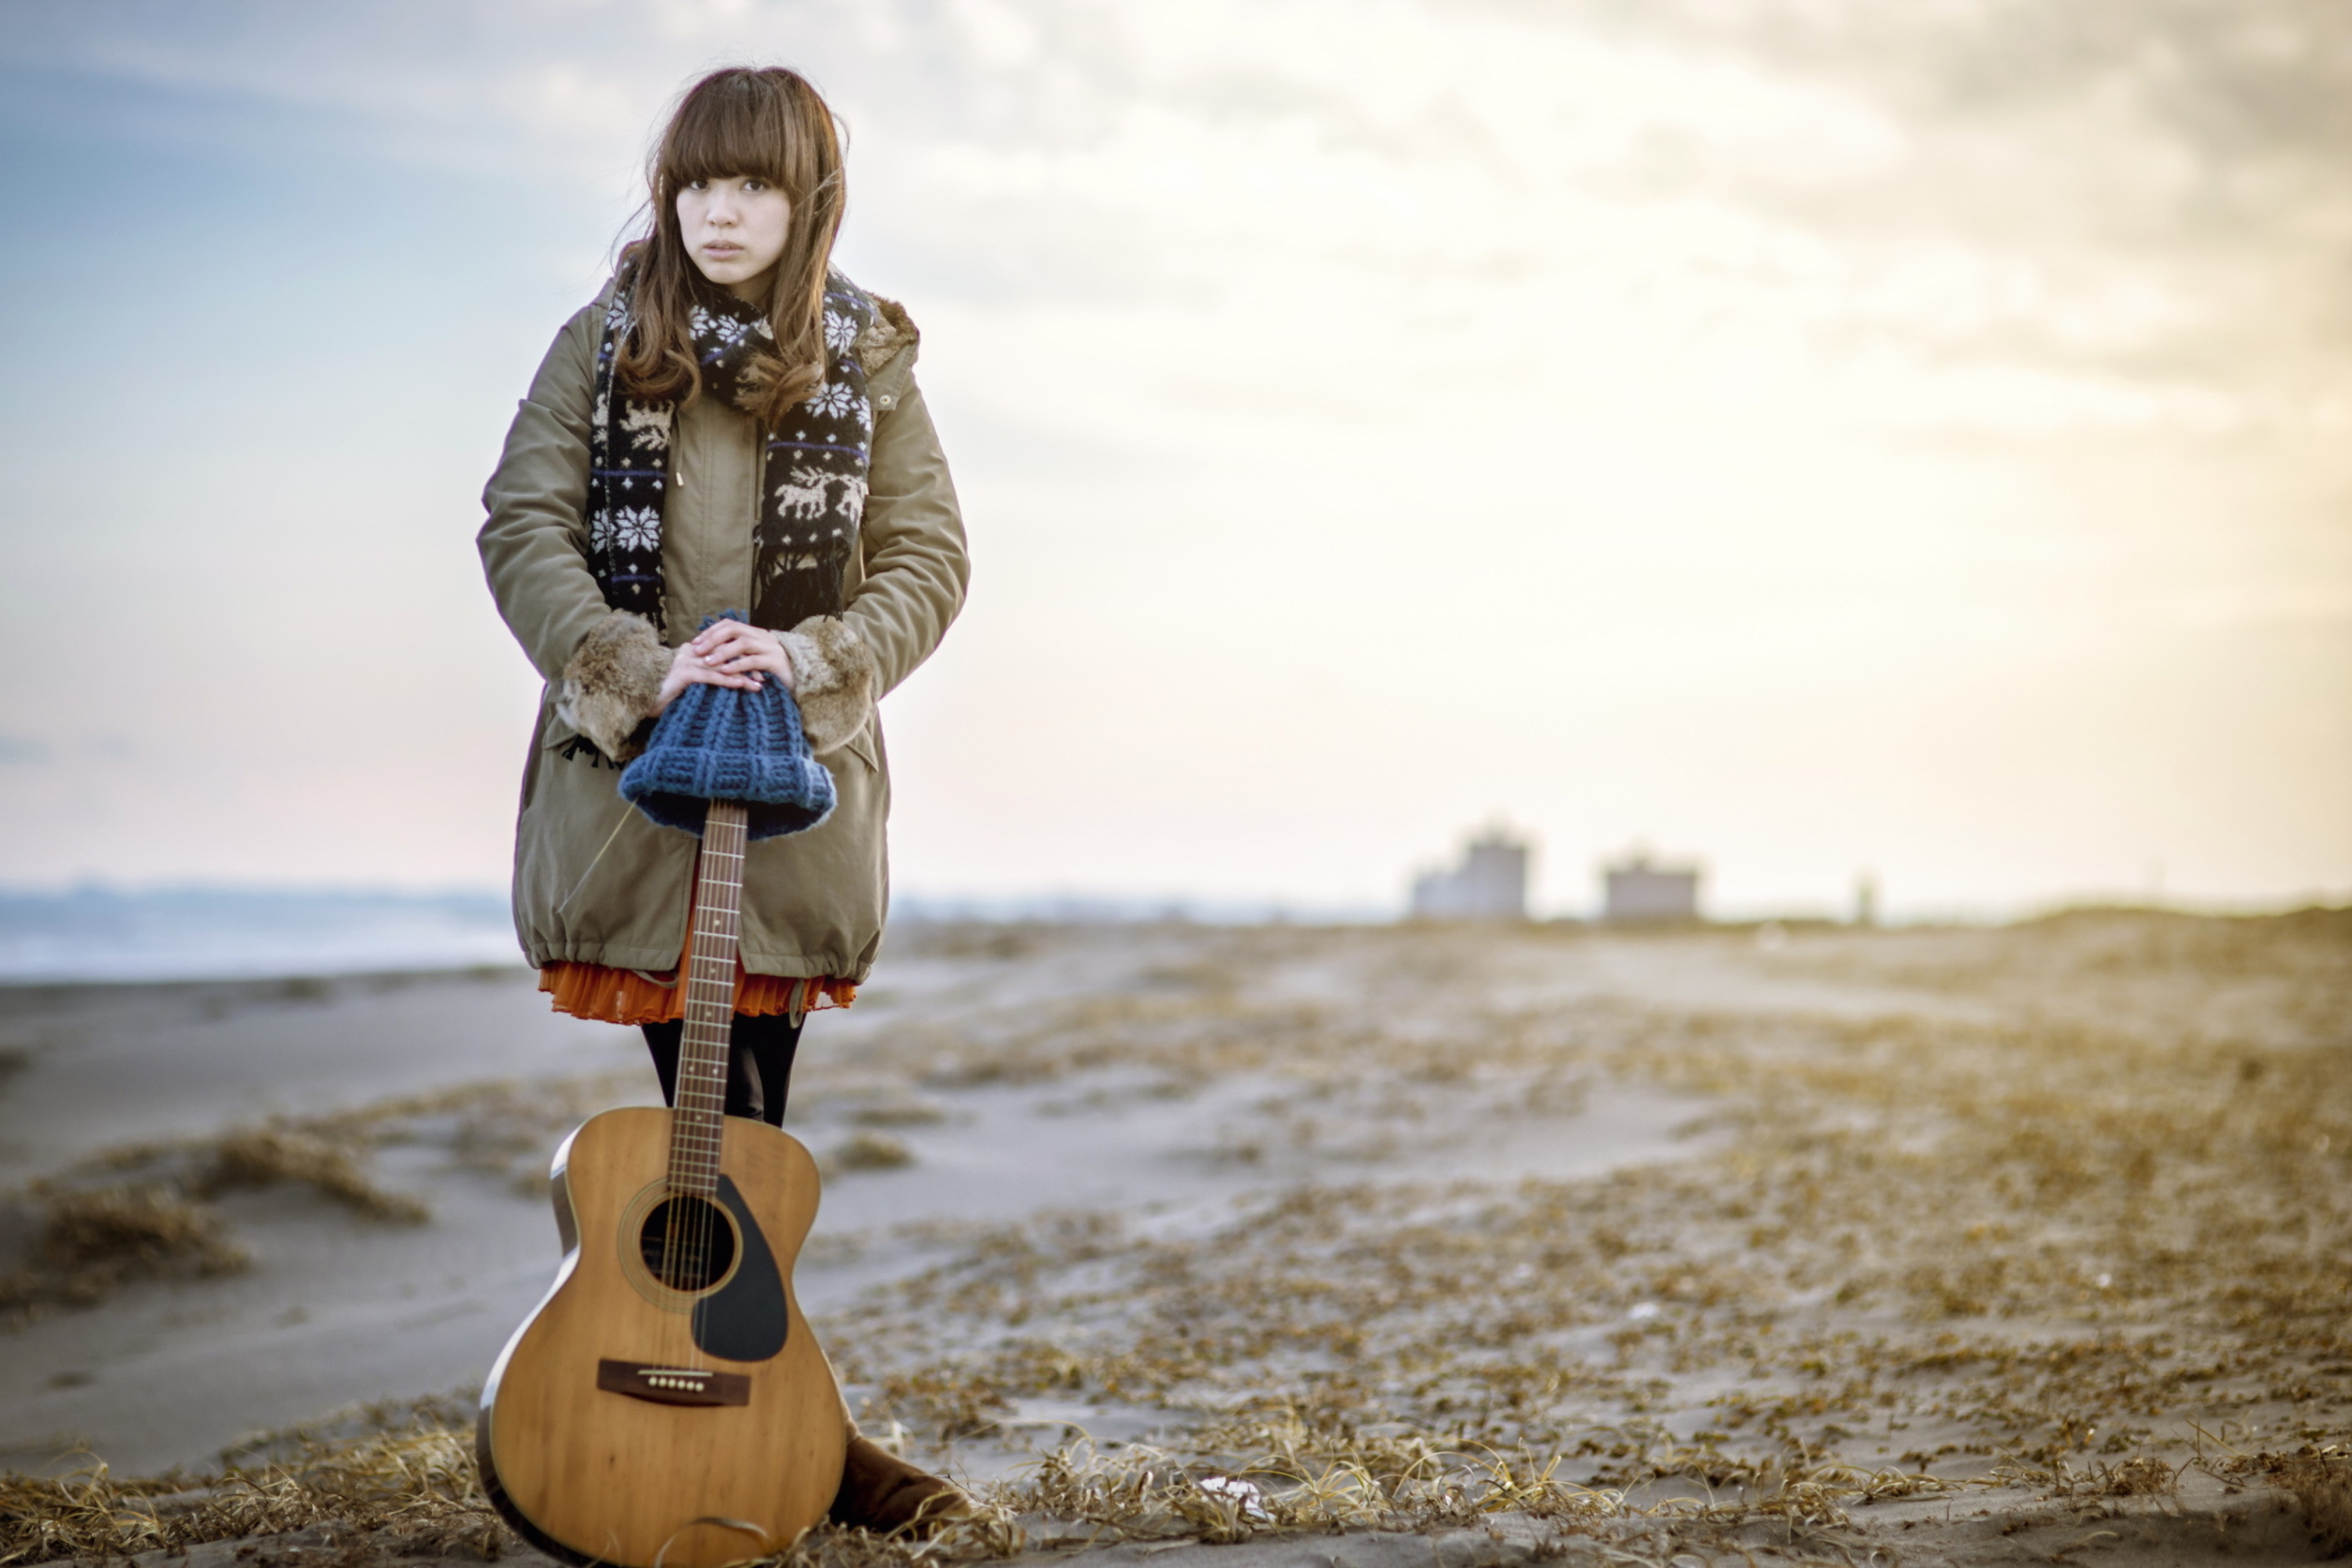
[691,1175,788,1361]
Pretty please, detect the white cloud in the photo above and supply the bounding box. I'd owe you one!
[0,0,2345,909]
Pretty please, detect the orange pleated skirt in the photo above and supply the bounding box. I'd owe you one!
[539,958,855,1026]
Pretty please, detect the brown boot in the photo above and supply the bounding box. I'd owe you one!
[829,1434,972,1535]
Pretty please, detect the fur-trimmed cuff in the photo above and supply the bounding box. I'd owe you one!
[557,611,668,763]
[779,615,876,755]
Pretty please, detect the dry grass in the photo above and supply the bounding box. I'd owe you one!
[1,1138,424,1327]
[199,1129,430,1222]
[0,1410,1926,1568]
[0,1185,248,1314]
[2,910,2343,1564]
[2223,1446,2352,1557]
[849,1100,949,1128]
[0,1424,501,1566]
[819,909,2350,1547]
[0,1073,651,1325]
[832,1133,919,1172]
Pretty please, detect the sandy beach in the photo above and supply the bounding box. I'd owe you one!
[2,911,2346,1566]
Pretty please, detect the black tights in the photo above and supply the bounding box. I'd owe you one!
[639,1013,806,1126]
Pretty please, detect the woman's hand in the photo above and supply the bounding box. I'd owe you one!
[656,623,796,711]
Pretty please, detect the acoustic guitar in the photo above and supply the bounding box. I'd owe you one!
[478,800,847,1567]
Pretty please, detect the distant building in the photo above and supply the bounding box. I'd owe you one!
[1601,851,1701,924]
[1411,831,1530,921]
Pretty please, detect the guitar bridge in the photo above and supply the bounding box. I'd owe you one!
[597,1358,751,1406]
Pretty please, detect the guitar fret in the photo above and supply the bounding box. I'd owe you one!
[665,800,748,1192]
[663,808,743,1189]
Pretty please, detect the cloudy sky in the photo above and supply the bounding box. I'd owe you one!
[0,0,2345,918]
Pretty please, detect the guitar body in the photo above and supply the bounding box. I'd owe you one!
[478,1107,847,1567]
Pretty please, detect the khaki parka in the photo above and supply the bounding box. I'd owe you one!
[477,281,966,983]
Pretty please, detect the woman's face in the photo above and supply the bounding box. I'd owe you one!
[675,175,792,301]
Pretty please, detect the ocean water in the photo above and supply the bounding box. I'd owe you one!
[0,887,524,983]
[0,888,1399,986]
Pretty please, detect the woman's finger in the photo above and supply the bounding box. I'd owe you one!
[700,634,764,665]
[685,627,785,684]
[707,624,773,645]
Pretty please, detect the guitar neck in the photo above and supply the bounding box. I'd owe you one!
[670,800,748,1197]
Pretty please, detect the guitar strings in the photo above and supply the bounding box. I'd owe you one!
[670,803,746,1374]
[664,828,706,1370]
[684,858,715,1370]
[693,807,725,1370]
[711,805,745,1365]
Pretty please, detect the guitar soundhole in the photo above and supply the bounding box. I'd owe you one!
[636,1196,737,1291]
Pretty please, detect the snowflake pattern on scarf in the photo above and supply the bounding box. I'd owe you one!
[586,273,875,636]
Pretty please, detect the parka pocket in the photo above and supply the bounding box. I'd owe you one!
[540,710,633,773]
[835,724,880,775]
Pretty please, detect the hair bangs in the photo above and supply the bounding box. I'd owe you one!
[659,74,798,191]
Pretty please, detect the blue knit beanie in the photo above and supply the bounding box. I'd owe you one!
[617,612,837,841]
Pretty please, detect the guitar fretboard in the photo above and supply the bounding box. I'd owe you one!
[667,800,748,1198]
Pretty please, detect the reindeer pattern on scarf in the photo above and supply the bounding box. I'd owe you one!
[586,273,876,635]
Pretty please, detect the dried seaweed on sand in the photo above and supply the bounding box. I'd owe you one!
[3,911,2344,1566]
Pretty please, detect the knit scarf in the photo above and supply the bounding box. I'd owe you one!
[586,270,875,636]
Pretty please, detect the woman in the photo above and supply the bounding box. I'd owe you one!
[477,66,969,1530]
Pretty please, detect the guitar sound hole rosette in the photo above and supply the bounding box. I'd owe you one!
[617,1182,745,1307]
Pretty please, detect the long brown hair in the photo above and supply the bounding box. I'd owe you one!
[614,68,847,427]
